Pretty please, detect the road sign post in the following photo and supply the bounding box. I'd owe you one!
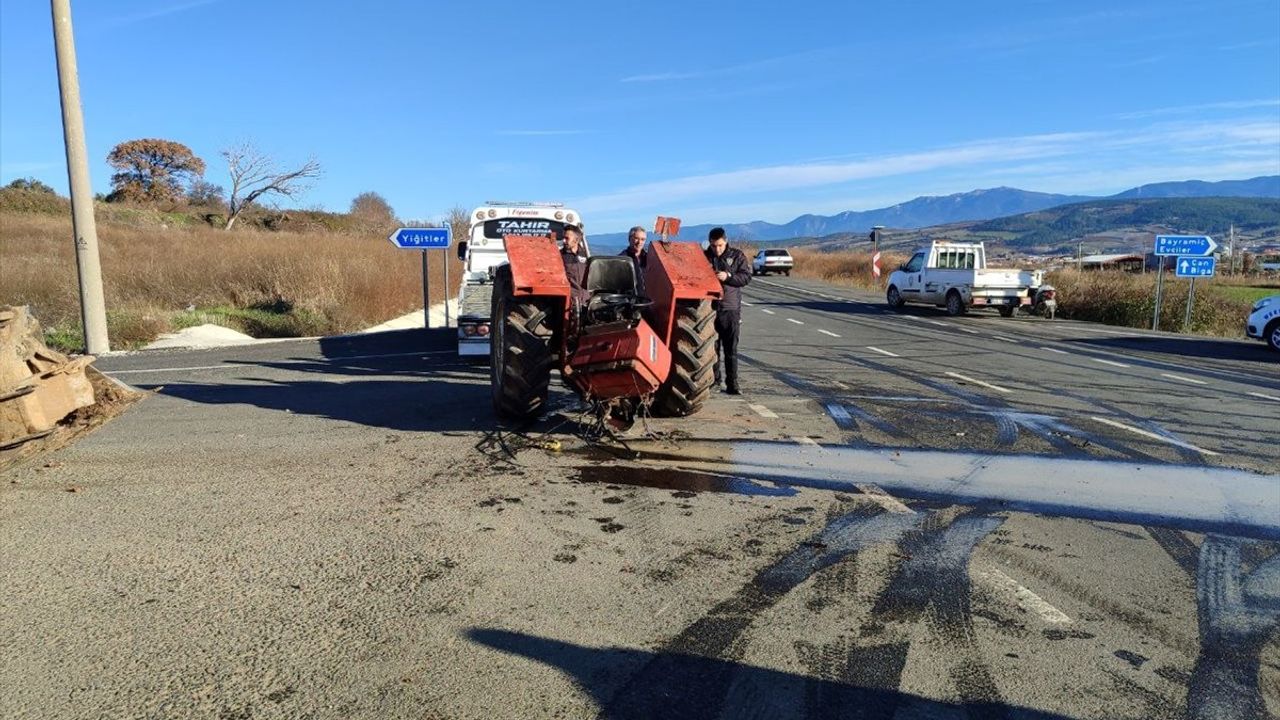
[1153,235,1215,332]
[389,227,452,331]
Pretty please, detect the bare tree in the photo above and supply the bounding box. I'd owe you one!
[446,205,470,246]
[221,143,321,231]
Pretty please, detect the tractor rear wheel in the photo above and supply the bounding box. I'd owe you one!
[490,265,555,421]
[651,299,718,417]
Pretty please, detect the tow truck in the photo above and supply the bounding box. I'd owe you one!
[454,202,585,357]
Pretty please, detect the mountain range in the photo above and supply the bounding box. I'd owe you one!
[589,175,1280,250]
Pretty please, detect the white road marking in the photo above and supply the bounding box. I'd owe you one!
[927,320,949,327]
[760,309,776,315]
[1090,358,1131,368]
[817,329,841,338]
[787,318,805,325]
[866,346,900,357]
[958,328,980,334]
[1039,346,1070,355]
[945,371,1012,394]
[991,335,1018,343]
[1247,391,1280,402]
[791,436,820,446]
[107,350,457,375]
[854,483,915,514]
[825,403,853,425]
[902,315,925,321]
[973,565,1072,624]
[1088,416,1219,456]
[749,403,779,419]
[1161,373,1207,385]
[741,301,754,307]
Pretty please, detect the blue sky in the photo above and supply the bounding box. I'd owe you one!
[2,0,1278,234]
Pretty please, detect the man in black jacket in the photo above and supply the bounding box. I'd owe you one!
[560,225,589,305]
[704,227,751,394]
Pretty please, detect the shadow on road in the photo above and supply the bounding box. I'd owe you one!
[466,628,1075,720]
[134,329,505,433]
[1065,335,1277,365]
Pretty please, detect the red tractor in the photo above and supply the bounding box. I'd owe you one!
[490,233,722,426]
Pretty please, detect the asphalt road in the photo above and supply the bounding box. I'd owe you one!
[2,275,1278,720]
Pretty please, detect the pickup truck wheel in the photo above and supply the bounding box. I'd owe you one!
[998,306,1015,318]
[1268,320,1280,352]
[490,266,555,420]
[887,286,904,308]
[945,291,966,316]
[651,299,718,417]
[784,270,790,276]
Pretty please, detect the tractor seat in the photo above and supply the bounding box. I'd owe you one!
[585,256,638,297]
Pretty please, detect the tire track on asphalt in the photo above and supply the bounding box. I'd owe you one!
[602,503,932,719]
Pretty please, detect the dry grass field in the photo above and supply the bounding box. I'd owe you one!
[1,210,461,350]
[5,198,1272,350]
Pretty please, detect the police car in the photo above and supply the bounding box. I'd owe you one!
[1246,294,1280,352]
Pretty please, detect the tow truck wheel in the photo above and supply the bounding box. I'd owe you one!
[1268,320,1280,353]
[490,266,554,420]
[945,290,966,316]
[998,306,1015,318]
[651,299,718,417]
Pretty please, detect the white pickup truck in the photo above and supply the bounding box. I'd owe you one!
[886,241,1043,317]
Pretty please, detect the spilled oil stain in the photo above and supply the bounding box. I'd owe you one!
[576,464,797,497]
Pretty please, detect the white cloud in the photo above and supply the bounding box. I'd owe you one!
[104,0,220,27]
[570,119,1280,222]
[1114,99,1280,120]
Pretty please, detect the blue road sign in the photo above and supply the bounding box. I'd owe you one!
[389,227,451,249]
[1175,256,1216,278]
[1155,234,1217,256]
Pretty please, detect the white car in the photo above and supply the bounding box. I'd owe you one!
[1246,294,1280,352]
[753,249,793,276]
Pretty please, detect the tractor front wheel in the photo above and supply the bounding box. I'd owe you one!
[651,299,718,417]
[491,266,555,421]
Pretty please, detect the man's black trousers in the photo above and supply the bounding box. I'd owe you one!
[713,309,740,390]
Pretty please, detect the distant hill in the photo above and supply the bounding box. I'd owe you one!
[971,196,1280,250]
[589,175,1280,250]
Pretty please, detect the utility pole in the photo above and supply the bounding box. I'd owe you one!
[50,0,109,354]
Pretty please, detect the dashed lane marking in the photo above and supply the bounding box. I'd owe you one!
[1247,391,1280,402]
[1039,346,1070,355]
[787,318,805,325]
[972,565,1072,624]
[958,328,980,334]
[741,301,754,307]
[944,371,1012,394]
[761,309,776,315]
[818,329,841,337]
[749,403,779,419]
[1090,358,1131,368]
[866,346,900,357]
[927,320,949,327]
[902,315,926,321]
[1088,416,1220,456]
[991,334,1018,343]
[1161,373,1207,385]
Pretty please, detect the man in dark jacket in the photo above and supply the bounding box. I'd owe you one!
[704,227,751,394]
[619,225,648,295]
[560,225,589,305]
